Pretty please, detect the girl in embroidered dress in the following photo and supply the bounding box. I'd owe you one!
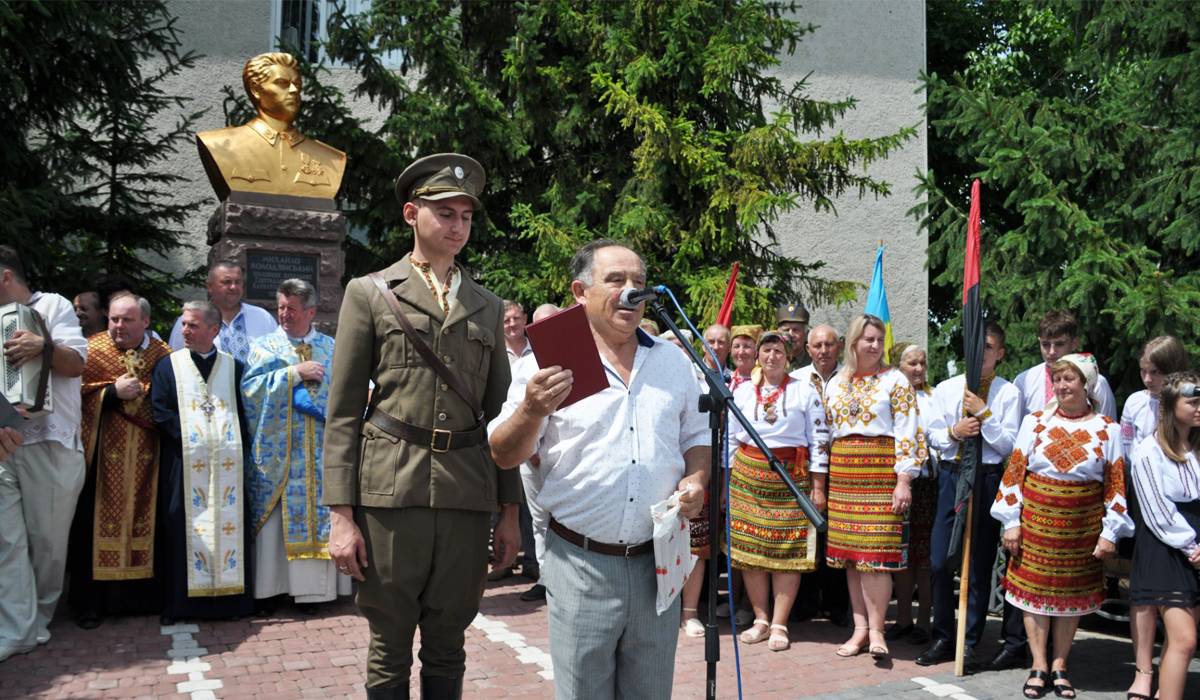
[1121,336,1189,700]
[824,315,925,659]
[885,342,936,646]
[1128,372,1200,700]
[726,331,828,652]
[992,353,1134,699]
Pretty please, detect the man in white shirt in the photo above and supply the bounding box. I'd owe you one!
[789,323,849,625]
[1012,310,1116,419]
[0,245,88,662]
[489,240,710,700]
[502,300,533,363]
[916,321,1023,669]
[168,259,278,362]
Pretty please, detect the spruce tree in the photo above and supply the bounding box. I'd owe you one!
[0,0,203,321]
[279,0,916,322]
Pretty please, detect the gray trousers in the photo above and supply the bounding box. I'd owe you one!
[543,529,680,700]
[0,441,85,650]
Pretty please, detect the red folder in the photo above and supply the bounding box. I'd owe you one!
[524,304,608,409]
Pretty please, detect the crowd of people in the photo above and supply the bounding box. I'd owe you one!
[0,149,1197,700]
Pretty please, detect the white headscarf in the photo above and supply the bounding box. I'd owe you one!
[1044,352,1100,415]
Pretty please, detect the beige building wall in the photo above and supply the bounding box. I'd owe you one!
[773,0,928,346]
[160,0,926,343]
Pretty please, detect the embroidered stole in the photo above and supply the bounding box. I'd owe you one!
[171,350,245,597]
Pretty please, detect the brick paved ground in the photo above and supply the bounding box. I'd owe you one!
[1,575,1196,699]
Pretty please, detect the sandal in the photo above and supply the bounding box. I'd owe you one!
[1023,670,1049,699]
[739,619,770,644]
[835,626,869,657]
[682,608,705,638]
[1127,667,1153,700]
[868,627,889,660]
[767,624,790,652]
[1051,670,1076,699]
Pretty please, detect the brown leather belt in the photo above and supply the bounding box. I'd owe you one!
[549,518,652,558]
[367,408,484,454]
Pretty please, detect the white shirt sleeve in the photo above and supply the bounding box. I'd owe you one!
[1094,373,1117,420]
[992,413,1038,531]
[980,381,1021,461]
[1131,438,1200,556]
[1100,425,1134,543]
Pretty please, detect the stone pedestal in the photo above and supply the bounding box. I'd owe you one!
[207,199,346,329]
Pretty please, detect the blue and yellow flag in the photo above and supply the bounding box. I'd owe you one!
[864,244,893,358]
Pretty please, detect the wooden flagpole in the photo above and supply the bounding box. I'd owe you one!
[953,497,975,676]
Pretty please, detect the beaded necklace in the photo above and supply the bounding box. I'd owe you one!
[755,374,790,424]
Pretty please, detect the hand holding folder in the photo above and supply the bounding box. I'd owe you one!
[524,305,608,410]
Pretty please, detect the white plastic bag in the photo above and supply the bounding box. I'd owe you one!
[650,491,697,615]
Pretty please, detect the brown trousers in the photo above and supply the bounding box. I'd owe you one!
[355,506,490,688]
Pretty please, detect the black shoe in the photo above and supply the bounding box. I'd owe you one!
[420,675,462,700]
[294,602,319,616]
[519,564,540,582]
[75,610,103,630]
[915,639,954,666]
[884,622,914,640]
[988,645,1030,671]
[365,681,410,700]
[519,583,546,602]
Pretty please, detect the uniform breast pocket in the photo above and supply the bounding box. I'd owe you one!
[465,321,495,376]
[359,425,399,496]
[384,313,432,368]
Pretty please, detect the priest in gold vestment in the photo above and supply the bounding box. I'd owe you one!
[67,295,172,627]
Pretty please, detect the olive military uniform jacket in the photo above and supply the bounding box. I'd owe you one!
[321,255,521,510]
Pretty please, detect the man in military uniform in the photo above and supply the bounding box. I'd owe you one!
[322,154,521,700]
[776,302,811,371]
[196,52,346,202]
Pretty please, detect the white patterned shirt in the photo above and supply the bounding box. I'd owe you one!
[489,331,709,544]
[991,411,1134,543]
[169,302,278,362]
[1131,437,1200,557]
[1120,390,1159,457]
[727,375,830,472]
[824,367,926,476]
[925,374,1022,465]
[16,292,87,452]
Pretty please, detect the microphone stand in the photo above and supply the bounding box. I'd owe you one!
[647,299,827,700]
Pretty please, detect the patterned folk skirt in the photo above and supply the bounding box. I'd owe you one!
[726,445,816,572]
[826,435,908,572]
[1004,471,1105,616]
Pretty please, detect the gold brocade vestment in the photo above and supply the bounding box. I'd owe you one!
[80,334,173,580]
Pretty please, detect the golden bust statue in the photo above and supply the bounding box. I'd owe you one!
[196,52,346,202]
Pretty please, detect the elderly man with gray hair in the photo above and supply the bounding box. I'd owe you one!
[151,300,254,623]
[242,279,349,613]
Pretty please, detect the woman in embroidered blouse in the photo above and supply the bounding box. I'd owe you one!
[1121,336,1189,700]
[886,342,936,646]
[992,353,1133,699]
[1128,372,1200,700]
[726,331,828,652]
[824,315,924,659]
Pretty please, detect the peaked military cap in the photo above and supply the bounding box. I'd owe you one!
[394,153,485,209]
[776,302,810,325]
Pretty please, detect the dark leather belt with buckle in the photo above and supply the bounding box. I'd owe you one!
[549,519,652,558]
[367,409,484,453]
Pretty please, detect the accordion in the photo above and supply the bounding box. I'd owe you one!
[0,302,53,417]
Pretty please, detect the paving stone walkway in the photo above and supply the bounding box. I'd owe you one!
[1,575,1195,698]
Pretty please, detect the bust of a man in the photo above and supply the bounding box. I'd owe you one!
[196,52,346,202]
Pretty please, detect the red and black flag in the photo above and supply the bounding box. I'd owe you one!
[948,179,985,558]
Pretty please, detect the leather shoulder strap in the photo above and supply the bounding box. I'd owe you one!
[27,307,54,413]
[367,272,482,418]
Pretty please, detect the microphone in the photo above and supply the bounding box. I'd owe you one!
[618,286,664,309]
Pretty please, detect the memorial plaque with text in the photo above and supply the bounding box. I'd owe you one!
[245,251,320,300]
